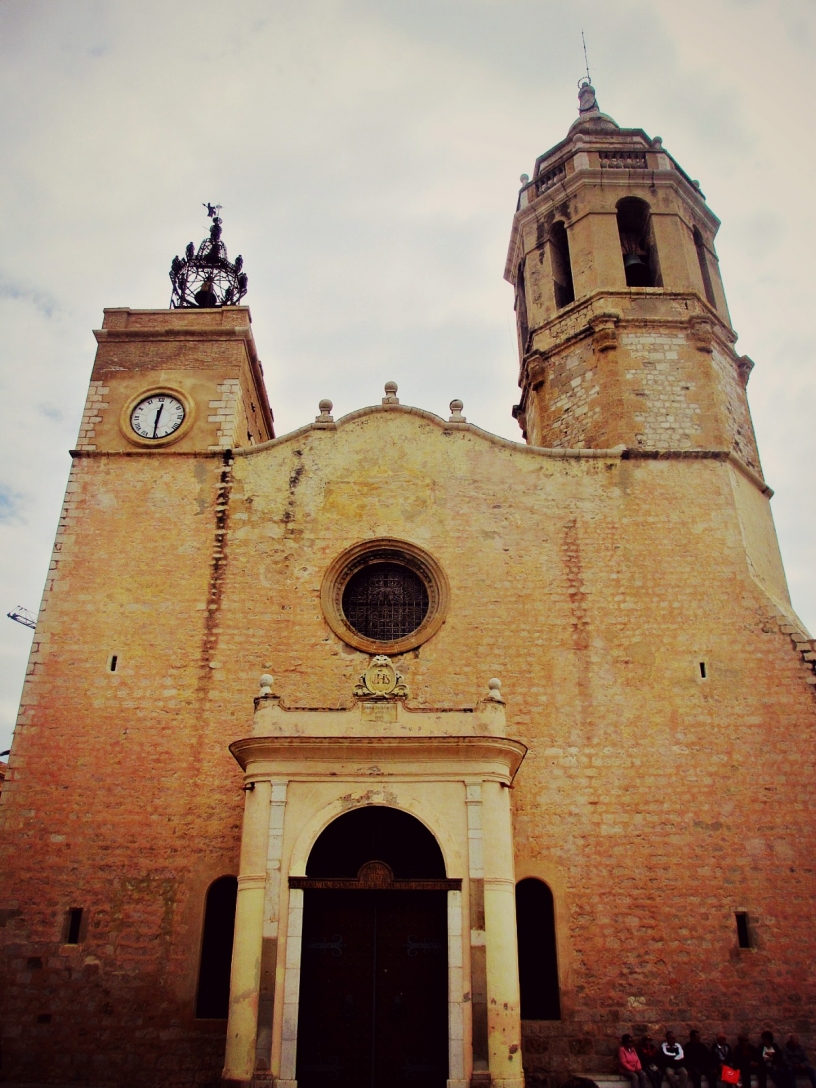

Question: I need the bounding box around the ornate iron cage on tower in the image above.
[169,204,248,309]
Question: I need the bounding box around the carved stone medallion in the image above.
[353,655,409,699]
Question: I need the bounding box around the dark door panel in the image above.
[296,890,448,1088]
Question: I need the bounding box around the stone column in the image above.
[466,781,489,1087]
[448,888,467,1088]
[222,778,272,1087]
[255,781,288,1078]
[278,886,305,1088]
[481,779,523,1088]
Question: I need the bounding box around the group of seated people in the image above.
[618,1030,816,1088]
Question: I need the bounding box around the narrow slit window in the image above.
[694,227,717,307]
[515,878,561,1019]
[617,197,662,287]
[109,655,118,673]
[699,662,707,679]
[65,908,83,945]
[736,912,752,948]
[550,221,575,309]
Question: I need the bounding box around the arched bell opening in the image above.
[617,196,662,288]
[693,225,717,307]
[550,221,575,309]
[515,259,530,352]
[295,806,451,1088]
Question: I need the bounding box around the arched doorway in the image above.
[294,807,454,1088]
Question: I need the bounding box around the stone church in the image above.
[1,84,814,1088]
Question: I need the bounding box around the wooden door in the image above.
[296,889,448,1088]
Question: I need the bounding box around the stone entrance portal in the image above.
[223,670,527,1088]
[295,808,453,1088]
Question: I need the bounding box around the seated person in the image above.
[620,1034,649,1088]
[760,1032,795,1088]
[660,1031,690,1088]
[785,1036,816,1088]
[735,1034,760,1088]
[639,1034,664,1088]
[686,1030,718,1088]
[711,1033,736,1088]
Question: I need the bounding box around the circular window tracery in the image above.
[321,539,449,654]
[342,562,429,642]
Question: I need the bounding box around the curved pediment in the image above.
[233,397,624,464]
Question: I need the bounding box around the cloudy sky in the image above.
[1,0,814,753]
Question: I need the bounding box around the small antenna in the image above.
[581,29,592,84]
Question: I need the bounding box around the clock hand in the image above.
[152,403,164,438]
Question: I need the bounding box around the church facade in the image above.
[1,86,814,1088]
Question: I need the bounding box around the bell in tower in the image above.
[507,82,759,478]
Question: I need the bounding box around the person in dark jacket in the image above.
[686,1030,718,1088]
[639,1034,664,1088]
[711,1033,735,1088]
[785,1036,816,1088]
[735,1035,760,1088]
[760,1032,795,1088]
[660,1032,690,1088]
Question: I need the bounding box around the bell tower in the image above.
[507,82,759,476]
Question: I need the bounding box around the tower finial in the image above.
[577,79,599,116]
[576,29,600,117]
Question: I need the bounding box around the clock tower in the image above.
[78,304,273,456]
[77,210,273,457]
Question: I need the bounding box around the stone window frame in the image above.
[320,538,450,655]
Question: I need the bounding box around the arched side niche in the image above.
[617,197,662,288]
[195,875,238,1019]
[550,221,575,309]
[306,805,447,879]
[515,877,561,1020]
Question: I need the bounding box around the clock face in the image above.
[130,394,185,440]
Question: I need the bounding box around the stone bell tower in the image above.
[506,82,759,474]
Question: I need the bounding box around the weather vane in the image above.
[581,29,592,85]
[169,204,247,309]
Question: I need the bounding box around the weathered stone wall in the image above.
[2,401,812,1088]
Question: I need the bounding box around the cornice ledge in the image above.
[620,448,772,496]
[94,325,253,344]
[527,291,737,357]
[727,451,773,497]
[69,448,224,459]
[230,734,528,782]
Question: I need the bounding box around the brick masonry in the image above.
[0,389,814,1086]
[1,97,814,1088]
